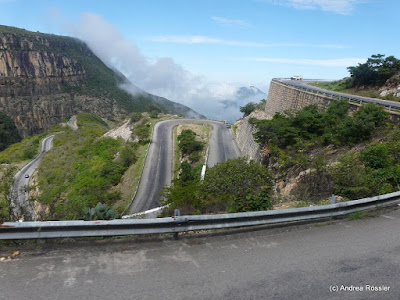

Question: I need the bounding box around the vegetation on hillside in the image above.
[250,100,399,203]
[36,114,139,220]
[163,157,273,215]
[312,54,400,101]
[0,112,21,152]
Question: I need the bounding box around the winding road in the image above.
[11,134,55,220]
[10,116,77,220]
[128,119,241,214]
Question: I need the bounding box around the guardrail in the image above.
[1,191,399,240]
[273,78,400,112]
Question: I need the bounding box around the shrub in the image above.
[133,124,151,143]
[178,129,204,155]
[83,202,119,220]
[240,102,257,117]
[130,112,142,123]
[330,154,372,199]
[163,158,273,215]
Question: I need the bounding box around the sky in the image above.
[0,0,399,119]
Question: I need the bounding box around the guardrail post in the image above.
[330,194,337,204]
[173,209,180,240]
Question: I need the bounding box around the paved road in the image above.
[11,134,55,220]
[128,119,241,214]
[1,207,400,299]
[10,116,77,220]
[279,79,400,110]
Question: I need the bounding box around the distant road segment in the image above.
[11,134,55,220]
[10,116,77,220]
[128,119,241,214]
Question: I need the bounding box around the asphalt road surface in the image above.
[10,116,77,220]
[1,207,400,299]
[128,119,241,214]
[11,134,55,220]
[280,79,400,110]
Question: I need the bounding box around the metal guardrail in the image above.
[273,78,400,112]
[1,191,400,240]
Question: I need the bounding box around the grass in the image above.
[348,211,367,220]
[173,126,180,179]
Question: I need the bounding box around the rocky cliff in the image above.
[0,25,202,137]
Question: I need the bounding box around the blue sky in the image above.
[0,0,399,118]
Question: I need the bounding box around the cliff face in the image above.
[0,25,202,137]
[0,28,124,136]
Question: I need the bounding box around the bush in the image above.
[178,129,204,155]
[133,124,151,143]
[130,112,142,123]
[83,202,119,220]
[240,102,257,117]
[163,158,274,215]
[330,154,372,199]
[253,100,388,150]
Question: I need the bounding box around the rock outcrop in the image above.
[380,73,400,98]
[0,25,202,137]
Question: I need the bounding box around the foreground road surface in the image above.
[1,207,399,299]
[128,119,241,213]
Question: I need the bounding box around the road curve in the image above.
[10,116,77,220]
[128,119,241,214]
[279,79,400,110]
[11,134,55,220]
[2,208,400,299]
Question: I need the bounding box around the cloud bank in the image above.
[63,13,242,118]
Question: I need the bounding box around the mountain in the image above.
[0,25,203,137]
[206,86,267,123]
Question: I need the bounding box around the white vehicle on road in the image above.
[291,75,303,80]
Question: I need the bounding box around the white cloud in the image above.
[149,35,347,48]
[59,13,245,120]
[243,57,367,66]
[211,16,250,27]
[261,0,361,14]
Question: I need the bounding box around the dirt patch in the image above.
[103,119,132,141]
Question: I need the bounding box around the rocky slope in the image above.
[379,72,400,98]
[0,25,202,137]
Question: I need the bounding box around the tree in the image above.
[240,102,257,117]
[133,124,151,143]
[347,54,400,87]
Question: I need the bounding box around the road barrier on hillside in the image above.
[274,78,400,112]
[1,191,400,240]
